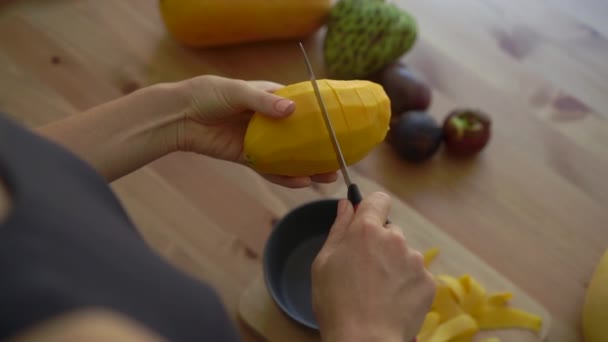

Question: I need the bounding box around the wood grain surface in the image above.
[239,169,552,341]
[1,1,606,341]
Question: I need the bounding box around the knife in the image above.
[297,42,363,211]
[297,42,395,226]
[298,43,410,337]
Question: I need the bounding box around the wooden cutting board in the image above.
[238,169,551,341]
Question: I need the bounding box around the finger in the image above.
[323,199,355,249]
[311,172,339,183]
[385,223,404,235]
[262,174,312,188]
[353,191,392,227]
[384,223,408,250]
[408,249,426,272]
[384,223,405,245]
[247,80,285,93]
[227,80,295,118]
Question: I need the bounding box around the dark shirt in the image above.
[0,113,239,342]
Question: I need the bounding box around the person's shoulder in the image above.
[0,112,26,130]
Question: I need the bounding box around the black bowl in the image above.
[262,198,339,330]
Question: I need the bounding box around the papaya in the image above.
[158,0,332,48]
[582,248,608,342]
[243,79,391,177]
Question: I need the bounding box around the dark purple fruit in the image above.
[442,109,491,156]
[389,111,443,163]
[368,61,432,114]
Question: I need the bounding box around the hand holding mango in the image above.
[243,79,391,177]
[170,75,340,188]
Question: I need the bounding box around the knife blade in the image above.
[297,42,364,210]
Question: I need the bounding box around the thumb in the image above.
[228,81,296,118]
[323,199,355,249]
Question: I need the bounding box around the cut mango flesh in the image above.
[473,306,542,332]
[436,274,466,303]
[417,247,543,341]
[459,275,486,314]
[583,249,608,342]
[243,79,390,176]
[424,247,440,267]
[431,284,465,322]
[486,292,513,306]
[426,314,478,342]
[418,312,440,340]
[449,332,476,342]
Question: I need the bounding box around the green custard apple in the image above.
[324,0,418,80]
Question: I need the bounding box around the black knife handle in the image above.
[347,183,391,225]
[347,183,363,210]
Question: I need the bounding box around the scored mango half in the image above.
[243,79,391,177]
[418,247,543,342]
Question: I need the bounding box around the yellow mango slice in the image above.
[415,248,542,340]
[459,275,486,315]
[432,284,465,322]
[415,248,542,341]
[479,338,500,342]
[449,332,475,342]
[583,248,608,342]
[417,311,441,342]
[473,305,543,332]
[436,275,466,303]
[427,314,479,342]
[424,247,440,267]
[435,274,486,315]
[486,292,513,306]
[243,79,390,176]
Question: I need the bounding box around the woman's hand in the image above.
[36,74,338,186]
[178,75,338,188]
[311,193,436,342]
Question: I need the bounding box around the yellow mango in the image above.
[424,247,440,267]
[449,332,476,342]
[582,248,608,342]
[417,248,543,340]
[486,292,513,306]
[436,275,466,303]
[459,275,486,315]
[417,311,441,342]
[432,284,465,322]
[427,314,479,342]
[473,306,542,332]
[243,79,390,176]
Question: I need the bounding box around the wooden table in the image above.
[1,1,606,341]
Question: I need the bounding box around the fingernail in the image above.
[275,99,294,113]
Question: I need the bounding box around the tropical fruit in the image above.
[159,0,332,47]
[243,79,391,176]
[442,109,492,156]
[389,111,443,163]
[368,61,432,115]
[419,248,544,341]
[582,248,608,342]
[324,0,418,80]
